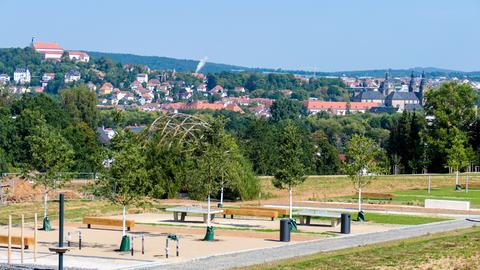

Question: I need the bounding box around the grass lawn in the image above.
[260,173,479,202]
[354,212,450,225]
[299,212,449,225]
[331,186,480,207]
[392,187,480,207]
[243,226,480,270]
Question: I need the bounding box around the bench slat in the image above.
[83,217,135,229]
[240,206,289,216]
[224,208,278,219]
[0,235,35,248]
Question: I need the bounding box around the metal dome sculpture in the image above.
[142,112,211,149]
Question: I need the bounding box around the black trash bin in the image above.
[280,219,290,242]
[341,213,351,234]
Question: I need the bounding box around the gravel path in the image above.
[122,219,478,270]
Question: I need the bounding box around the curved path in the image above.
[120,219,478,270]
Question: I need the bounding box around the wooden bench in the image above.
[460,183,480,189]
[83,217,135,231]
[356,192,395,200]
[240,206,289,216]
[0,235,35,249]
[223,208,278,221]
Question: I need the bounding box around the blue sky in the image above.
[0,0,478,71]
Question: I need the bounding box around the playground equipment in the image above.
[2,213,38,265]
[165,234,179,258]
[67,230,82,250]
[129,234,145,256]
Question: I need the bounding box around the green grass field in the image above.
[244,227,480,270]
[393,187,480,207]
[260,173,480,202]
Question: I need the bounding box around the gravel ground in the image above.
[123,219,478,270]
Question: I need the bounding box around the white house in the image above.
[136,73,148,83]
[68,51,90,62]
[0,74,10,84]
[13,68,31,84]
[64,70,81,83]
[33,42,64,60]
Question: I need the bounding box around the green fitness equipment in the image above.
[119,235,130,252]
[43,216,51,231]
[357,210,366,222]
[203,226,215,241]
[289,218,298,232]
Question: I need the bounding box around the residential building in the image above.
[385,92,420,112]
[304,101,380,115]
[42,73,55,82]
[33,42,64,60]
[136,73,148,83]
[64,70,81,83]
[13,68,31,84]
[196,83,207,92]
[354,90,386,104]
[0,74,10,84]
[68,51,90,62]
[209,85,227,97]
[99,82,114,95]
[96,126,115,144]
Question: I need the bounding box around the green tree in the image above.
[95,130,148,249]
[27,123,73,229]
[64,122,103,173]
[446,128,471,188]
[272,120,307,219]
[270,98,306,123]
[425,82,477,171]
[344,134,387,219]
[60,85,99,128]
[311,130,341,175]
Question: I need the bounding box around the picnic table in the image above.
[166,206,224,223]
[295,210,342,227]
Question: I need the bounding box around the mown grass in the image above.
[243,226,480,270]
[259,173,475,202]
[296,212,449,225]
[393,187,480,207]
[334,186,480,207]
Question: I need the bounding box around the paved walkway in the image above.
[121,219,479,270]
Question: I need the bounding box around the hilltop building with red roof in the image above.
[68,51,90,62]
[32,42,64,60]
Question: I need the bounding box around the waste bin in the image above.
[341,213,350,234]
[280,219,290,242]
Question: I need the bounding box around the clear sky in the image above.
[0,0,478,71]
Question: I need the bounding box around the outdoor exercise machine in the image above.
[67,230,82,250]
[165,234,179,258]
[129,234,145,256]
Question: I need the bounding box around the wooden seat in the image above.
[0,235,35,249]
[83,217,135,230]
[223,208,278,221]
[240,206,289,216]
[356,192,394,200]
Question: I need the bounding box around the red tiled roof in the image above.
[100,82,113,90]
[304,101,380,110]
[188,101,224,110]
[33,42,62,50]
[68,51,88,57]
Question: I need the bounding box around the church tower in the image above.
[379,72,391,95]
[417,71,426,105]
[408,71,415,92]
